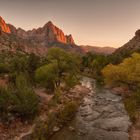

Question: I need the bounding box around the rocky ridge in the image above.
[115,29,140,54]
[9,21,75,46]
[0,16,79,54]
[81,45,116,55]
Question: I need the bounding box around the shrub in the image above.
[32,112,58,140]
[13,73,39,119]
[0,86,15,121]
[58,101,78,124]
[48,90,62,108]
[64,75,79,89]
[0,63,10,73]
[124,91,140,122]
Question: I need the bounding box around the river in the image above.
[49,77,132,140]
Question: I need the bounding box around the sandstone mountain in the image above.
[115,29,140,55]
[0,17,82,55]
[0,16,116,55]
[81,45,116,55]
[8,21,75,46]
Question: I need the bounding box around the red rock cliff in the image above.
[9,20,75,45]
[0,16,11,33]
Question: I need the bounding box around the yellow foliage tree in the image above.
[102,53,140,89]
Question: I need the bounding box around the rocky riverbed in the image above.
[50,77,132,140]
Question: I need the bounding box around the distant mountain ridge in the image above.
[8,21,75,46]
[80,45,116,55]
[0,16,82,54]
[0,16,115,55]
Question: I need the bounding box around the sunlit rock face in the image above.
[66,34,75,44]
[0,16,82,54]
[42,21,67,44]
[0,16,11,33]
[9,20,75,46]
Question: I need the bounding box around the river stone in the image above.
[53,126,60,132]
[92,116,131,132]
[87,128,129,140]
[69,126,75,131]
[80,106,93,117]
[83,111,100,121]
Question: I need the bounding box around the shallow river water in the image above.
[49,77,131,140]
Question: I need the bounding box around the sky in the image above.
[0,0,140,48]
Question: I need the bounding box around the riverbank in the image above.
[49,77,132,140]
[0,77,133,140]
[12,84,89,140]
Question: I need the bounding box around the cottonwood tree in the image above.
[102,53,140,90]
[35,48,80,92]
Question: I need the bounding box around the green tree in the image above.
[28,53,40,82]
[11,55,29,73]
[35,48,80,92]
[35,63,59,92]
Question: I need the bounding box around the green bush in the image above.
[48,90,62,108]
[32,112,58,140]
[13,73,39,119]
[0,74,39,121]
[64,75,79,89]
[0,86,15,121]
[0,63,10,73]
[124,91,140,122]
[58,101,78,124]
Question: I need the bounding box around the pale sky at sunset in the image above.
[0,0,140,48]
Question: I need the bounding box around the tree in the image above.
[91,55,109,74]
[35,63,59,92]
[102,53,140,90]
[27,53,40,82]
[11,55,29,73]
[35,48,80,92]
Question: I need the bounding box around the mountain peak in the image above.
[6,17,75,46]
[41,21,75,45]
[43,21,54,28]
[135,29,140,37]
[0,16,11,33]
[47,21,53,25]
[66,34,75,44]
